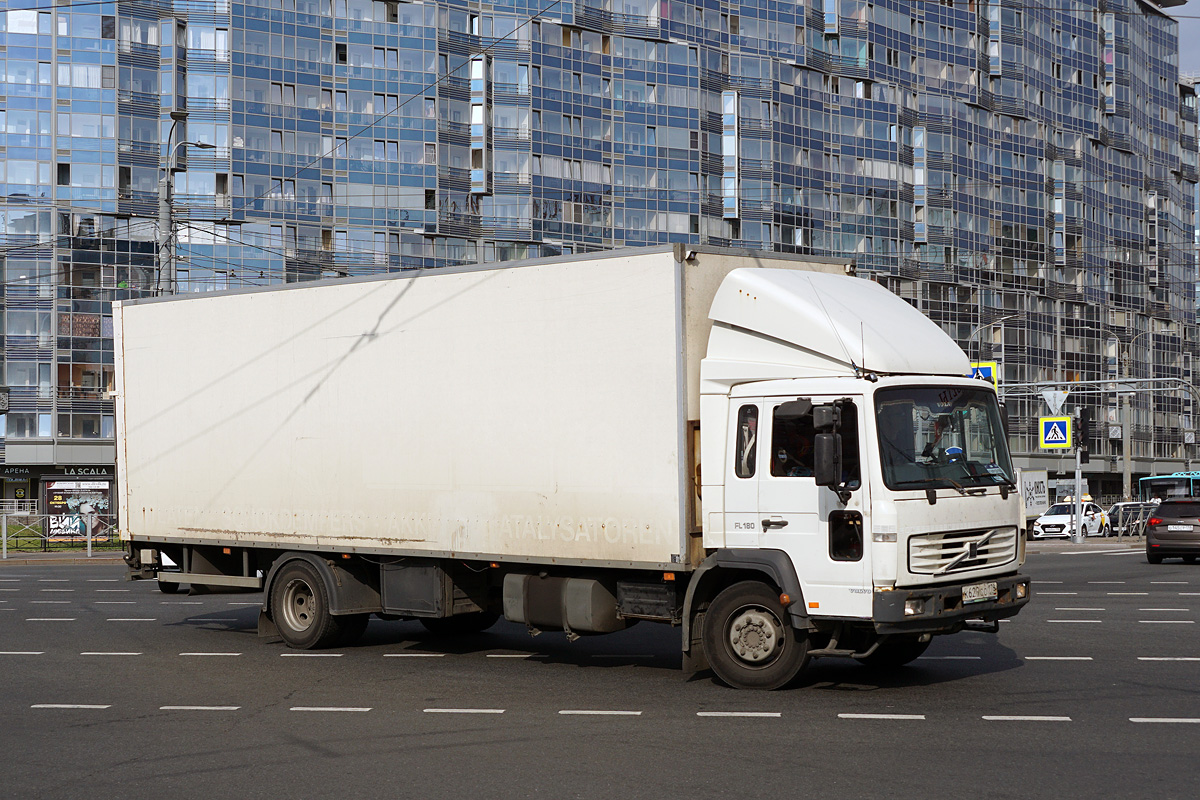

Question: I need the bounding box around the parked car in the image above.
[1107,501,1158,537]
[1145,500,1200,564]
[1032,502,1109,539]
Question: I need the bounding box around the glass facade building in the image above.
[0,0,1196,504]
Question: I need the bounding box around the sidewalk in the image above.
[1026,536,1145,555]
[0,549,127,566]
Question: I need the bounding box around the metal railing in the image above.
[1,514,121,558]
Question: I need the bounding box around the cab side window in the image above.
[771,406,815,477]
[734,405,758,478]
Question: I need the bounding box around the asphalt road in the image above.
[2,547,1197,800]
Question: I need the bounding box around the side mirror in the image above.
[814,433,842,488]
[814,405,840,433]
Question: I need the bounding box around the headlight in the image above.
[904,598,926,616]
[1016,582,1028,599]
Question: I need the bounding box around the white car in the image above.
[1032,502,1109,539]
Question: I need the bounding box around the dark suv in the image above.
[1145,500,1200,564]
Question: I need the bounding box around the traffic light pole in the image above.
[1073,446,1084,543]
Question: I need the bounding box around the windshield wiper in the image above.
[896,477,967,495]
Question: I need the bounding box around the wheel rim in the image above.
[281,577,316,633]
[725,604,784,666]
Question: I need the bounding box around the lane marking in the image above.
[280,653,343,657]
[1054,607,1105,611]
[983,715,1071,721]
[1138,657,1200,661]
[95,590,130,593]
[1140,608,1190,612]
[40,589,74,593]
[228,602,260,606]
[87,579,120,583]
[0,651,44,655]
[31,704,110,709]
[1038,581,1064,584]
[37,579,69,583]
[80,652,141,656]
[1107,592,1149,596]
[0,579,21,582]
[697,711,782,718]
[1089,581,1125,585]
[1140,620,1195,624]
[1152,581,1189,585]
[1130,718,1200,724]
[1024,656,1093,661]
[1047,620,1102,623]
[26,618,75,622]
[160,601,203,605]
[161,706,241,711]
[188,618,238,622]
[838,713,925,720]
[107,618,157,622]
[30,601,70,604]
[559,710,643,716]
[0,588,19,592]
[290,707,371,712]
[486,654,533,659]
[384,653,445,658]
[1039,592,1078,596]
[94,601,136,605]
[1179,593,1200,596]
[917,656,981,660]
[423,708,505,714]
[180,652,242,657]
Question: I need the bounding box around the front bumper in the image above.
[873,573,1030,634]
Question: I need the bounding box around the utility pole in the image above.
[158,171,174,294]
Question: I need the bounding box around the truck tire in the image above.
[271,560,343,649]
[335,613,371,646]
[701,580,809,690]
[419,611,500,636]
[855,635,930,669]
[157,578,182,594]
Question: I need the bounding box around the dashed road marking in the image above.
[1047,620,1102,623]
[26,618,75,622]
[983,715,1071,722]
[161,601,203,605]
[1024,656,1093,661]
[838,713,925,720]
[1038,581,1064,584]
[1130,718,1200,724]
[87,579,120,583]
[291,706,371,712]
[188,618,239,622]
[107,618,156,622]
[917,656,981,660]
[40,589,74,593]
[228,602,260,606]
[1138,657,1200,661]
[423,708,505,714]
[1039,592,1078,596]
[384,653,445,658]
[37,579,69,583]
[1054,607,1105,611]
[487,654,534,658]
[0,651,44,655]
[1108,592,1149,596]
[161,706,241,711]
[1089,581,1125,585]
[1140,608,1190,612]
[81,652,141,656]
[31,704,110,709]
[281,653,343,657]
[1152,581,1189,585]
[559,710,642,716]
[180,652,242,657]
[95,590,130,593]
[697,712,782,718]
[30,601,70,604]
[94,601,136,605]
[1180,593,1200,596]
[1140,620,1194,624]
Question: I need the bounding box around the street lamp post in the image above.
[964,313,1022,363]
[157,126,216,295]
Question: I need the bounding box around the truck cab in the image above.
[692,267,1029,688]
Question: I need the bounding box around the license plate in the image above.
[963,581,998,605]
[1168,525,1193,532]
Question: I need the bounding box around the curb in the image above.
[0,553,126,567]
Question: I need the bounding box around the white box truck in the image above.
[116,245,1029,689]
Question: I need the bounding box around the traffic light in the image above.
[1078,407,1092,463]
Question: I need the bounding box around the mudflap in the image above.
[257,610,282,643]
[681,610,710,676]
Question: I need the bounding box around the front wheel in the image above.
[701,581,808,690]
[1099,525,1111,538]
[855,634,931,668]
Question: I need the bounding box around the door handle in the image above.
[761,517,789,530]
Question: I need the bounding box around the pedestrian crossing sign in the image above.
[969,361,998,388]
[1039,416,1072,449]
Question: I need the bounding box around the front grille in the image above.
[908,527,1018,575]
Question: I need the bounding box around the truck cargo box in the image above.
[116,246,851,570]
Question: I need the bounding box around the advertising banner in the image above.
[45,480,112,542]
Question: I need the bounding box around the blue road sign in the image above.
[1039,416,1072,449]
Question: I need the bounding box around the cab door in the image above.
[755,397,871,618]
[724,400,764,548]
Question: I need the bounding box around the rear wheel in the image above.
[855,634,931,669]
[1147,551,1164,564]
[271,560,343,649]
[335,613,371,646]
[419,611,500,636]
[701,581,808,690]
[157,577,182,594]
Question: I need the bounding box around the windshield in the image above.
[875,385,1014,492]
[1140,477,1193,501]
[1044,504,1074,516]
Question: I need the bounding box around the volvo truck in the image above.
[116,245,1029,689]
